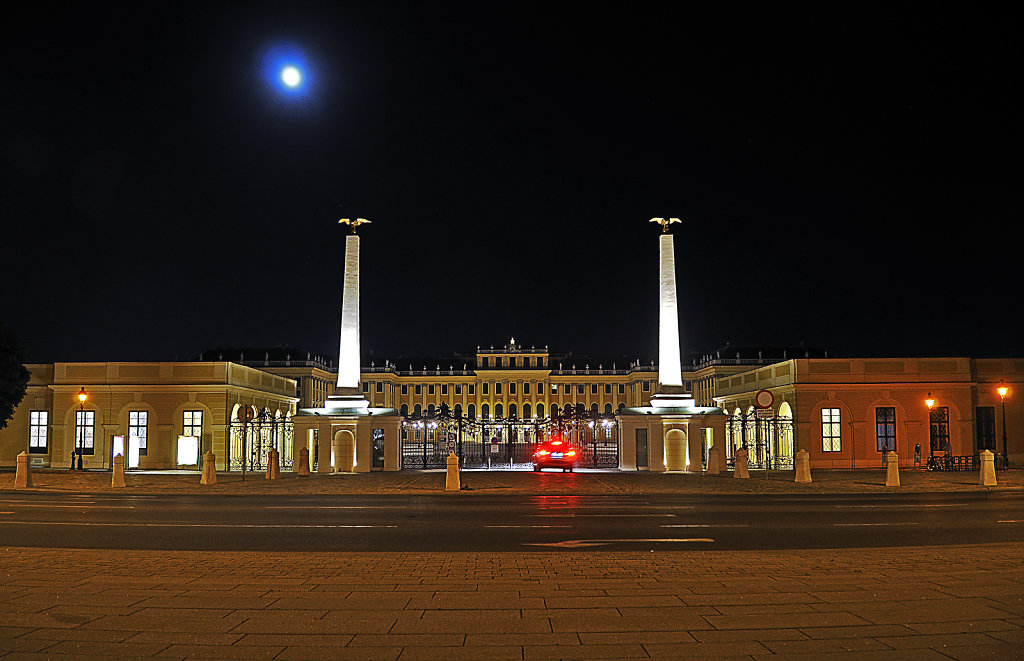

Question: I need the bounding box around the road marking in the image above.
[0,504,134,509]
[524,538,714,548]
[835,507,962,513]
[833,522,919,527]
[2,522,398,529]
[266,506,392,510]
[486,525,571,528]
[532,513,677,518]
[998,520,1024,523]
[661,524,750,528]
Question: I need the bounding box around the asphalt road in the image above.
[1,492,1022,552]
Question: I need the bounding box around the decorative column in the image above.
[649,218,694,409]
[326,218,371,410]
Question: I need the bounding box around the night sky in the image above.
[2,4,1019,365]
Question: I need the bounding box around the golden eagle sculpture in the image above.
[649,217,682,232]
[338,218,372,234]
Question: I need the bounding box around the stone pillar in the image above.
[734,447,749,478]
[337,233,361,393]
[658,233,682,390]
[794,448,812,483]
[445,452,460,491]
[980,449,997,486]
[266,448,280,480]
[14,451,32,488]
[886,451,900,487]
[706,441,721,475]
[296,447,310,476]
[111,453,126,488]
[200,451,217,485]
[686,429,702,473]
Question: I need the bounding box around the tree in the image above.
[0,321,31,431]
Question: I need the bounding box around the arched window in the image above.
[591,403,599,415]
[509,404,517,419]
[427,404,436,416]
[414,404,421,415]
[604,403,613,414]
[523,403,532,419]
[495,403,503,418]
[400,404,409,416]
[454,404,463,417]
[617,402,625,412]
[468,404,476,419]
[536,403,544,418]
[481,403,489,418]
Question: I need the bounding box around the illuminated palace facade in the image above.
[1,345,1021,472]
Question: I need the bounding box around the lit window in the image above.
[129,411,149,456]
[75,410,95,455]
[930,407,950,453]
[29,411,48,454]
[821,408,841,452]
[183,410,203,438]
[875,407,896,452]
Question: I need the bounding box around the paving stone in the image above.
[348,633,463,646]
[765,637,890,653]
[155,643,285,658]
[275,646,401,660]
[400,645,523,660]
[524,643,650,659]
[644,640,772,657]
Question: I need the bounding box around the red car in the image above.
[532,439,579,472]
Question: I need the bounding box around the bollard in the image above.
[734,447,749,479]
[200,451,217,485]
[885,451,900,487]
[445,452,460,491]
[979,449,997,487]
[296,447,310,476]
[266,448,281,480]
[706,441,721,475]
[111,453,126,488]
[14,451,32,488]
[794,449,812,483]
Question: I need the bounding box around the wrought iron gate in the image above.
[228,409,294,472]
[725,413,794,470]
[400,405,619,470]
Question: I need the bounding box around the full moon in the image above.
[281,66,301,87]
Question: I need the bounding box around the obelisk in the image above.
[649,217,694,409]
[325,218,371,410]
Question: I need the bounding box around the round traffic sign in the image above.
[755,389,774,409]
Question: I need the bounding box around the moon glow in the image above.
[281,66,301,87]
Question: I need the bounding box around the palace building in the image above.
[2,222,1019,473]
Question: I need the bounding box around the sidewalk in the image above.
[4,467,1023,496]
[1,544,1021,659]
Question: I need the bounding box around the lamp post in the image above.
[998,384,1009,468]
[76,387,88,470]
[925,393,935,461]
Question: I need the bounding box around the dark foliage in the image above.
[0,321,31,431]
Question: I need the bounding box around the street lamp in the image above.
[76,387,88,470]
[998,383,1010,468]
[925,393,935,462]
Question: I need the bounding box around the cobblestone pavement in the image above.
[3,467,1023,496]
[1,544,1022,659]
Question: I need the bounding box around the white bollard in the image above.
[445,452,460,491]
[111,453,126,488]
[296,447,310,476]
[200,451,217,485]
[14,451,32,488]
[885,451,900,487]
[266,448,281,480]
[979,449,997,487]
[794,449,812,483]
[734,447,749,479]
